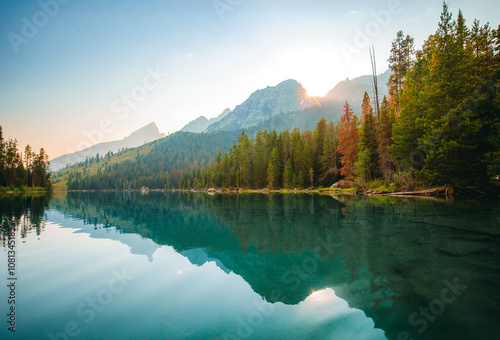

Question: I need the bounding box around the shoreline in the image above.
[175,187,450,197]
[43,186,497,198]
[1,190,52,194]
[166,186,497,198]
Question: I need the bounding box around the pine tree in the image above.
[390,46,428,170]
[222,153,230,187]
[378,96,395,181]
[283,158,294,188]
[387,30,415,115]
[211,151,223,187]
[290,128,302,185]
[308,167,314,188]
[24,145,33,187]
[280,130,291,168]
[0,126,5,187]
[253,129,269,188]
[297,169,304,188]
[357,92,381,182]
[301,133,313,187]
[267,147,280,189]
[313,118,327,183]
[336,101,359,184]
[320,127,338,186]
[4,139,25,188]
[236,130,253,188]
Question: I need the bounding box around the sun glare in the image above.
[306,288,337,304]
[303,85,324,98]
[298,87,321,107]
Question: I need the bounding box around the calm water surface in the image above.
[0,192,499,339]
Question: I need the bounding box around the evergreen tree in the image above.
[280,130,292,168]
[390,45,428,170]
[319,125,338,186]
[24,145,33,187]
[308,167,314,188]
[267,147,280,189]
[336,102,359,184]
[283,158,294,188]
[377,96,395,181]
[357,92,381,182]
[211,151,223,187]
[0,127,5,187]
[301,133,313,187]
[4,139,25,188]
[290,128,302,185]
[313,118,327,183]
[387,30,415,115]
[236,130,252,188]
[222,153,231,187]
[253,130,269,188]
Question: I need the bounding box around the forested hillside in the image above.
[50,122,162,171]
[55,130,242,190]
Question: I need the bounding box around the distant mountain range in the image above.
[180,108,231,133]
[181,70,390,134]
[50,122,163,171]
[206,79,314,132]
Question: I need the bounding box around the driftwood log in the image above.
[384,187,449,196]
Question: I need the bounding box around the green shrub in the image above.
[368,179,388,191]
[392,170,415,191]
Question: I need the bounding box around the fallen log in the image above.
[384,187,449,196]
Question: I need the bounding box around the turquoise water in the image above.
[1,192,499,339]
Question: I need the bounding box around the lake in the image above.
[1,192,499,339]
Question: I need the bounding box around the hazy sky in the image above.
[1,0,498,159]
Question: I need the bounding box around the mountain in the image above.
[180,117,210,133]
[189,71,391,135]
[181,108,231,133]
[206,79,314,132]
[226,70,392,134]
[50,122,162,171]
[320,69,391,116]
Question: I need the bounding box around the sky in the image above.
[0,0,498,159]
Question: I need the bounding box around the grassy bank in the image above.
[0,186,51,194]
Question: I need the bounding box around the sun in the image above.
[298,87,321,107]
